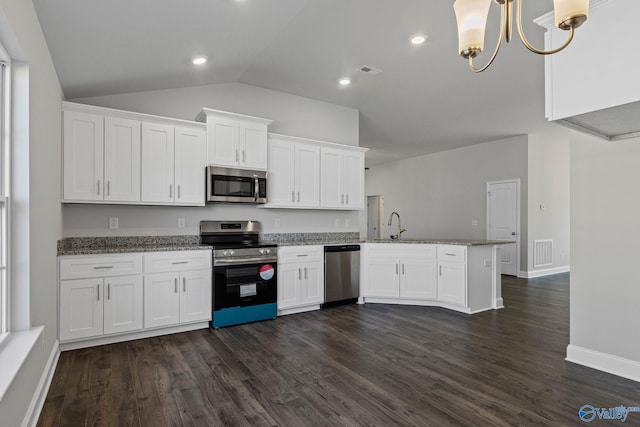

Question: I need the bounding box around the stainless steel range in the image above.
[200,220,277,328]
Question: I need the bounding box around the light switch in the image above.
[109,217,119,229]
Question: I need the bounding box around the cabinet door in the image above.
[364,257,400,297]
[103,275,143,335]
[144,273,180,328]
[174,126,206,205]
[278,264,301,310]
[239,122,268,170]
[301,262,324,305]
[343,150,364,209]
[141,122,175,203]
[296,143,320,207]
[207,117,239,167]
[104,117,141,202]
[438,261,467,306]
[60,278,103,341]
[400,258,438,300]
[267,138,296,206]
[63,110,104,201]
[320,147,344,208]
[179,270,212,323]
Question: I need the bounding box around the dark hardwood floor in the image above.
[38,273,640,426]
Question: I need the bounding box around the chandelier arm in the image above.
[469,1,507,73]
[516,0,575,55]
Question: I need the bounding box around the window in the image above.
[0,53,9,339]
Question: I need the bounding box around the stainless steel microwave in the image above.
[206,166,268,204]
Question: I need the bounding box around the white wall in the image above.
[63,82,361,237]
[364,135,530,269]
[527,126,571,275]
[568,130,640,379]
[0,0,63,425]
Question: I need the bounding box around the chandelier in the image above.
[453,0,590,72]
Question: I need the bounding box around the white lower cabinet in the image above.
[59,254,144,341]
[277,246,324,314]
[143,269,211,328]
[363,244,437,299]
[59,250,211,346]
[362,243,499,314]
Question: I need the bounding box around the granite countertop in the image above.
[364,238,515,246]
[58,236,212,256]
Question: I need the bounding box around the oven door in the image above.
[213,261,277,310]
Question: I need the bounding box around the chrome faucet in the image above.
[387,211,406,240]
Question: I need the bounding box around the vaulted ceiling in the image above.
[33,0,557,165]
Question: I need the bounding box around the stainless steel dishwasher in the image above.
[323,244,360,307]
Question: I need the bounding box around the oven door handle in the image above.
[214,257,277,266]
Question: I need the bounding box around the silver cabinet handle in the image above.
[304,267,308,279]
[171,261,189,265]
[183,277,186,292]
[445,253,456,256]
[236,149,239,162]
[242,150,246,163]
[97,180,101,196]
[174,278,178,293]
[439,265,442,276]
[297,192,300,202]
[93,265,114,270]
[107,283,111,300]
[291,191,295,202]
[296,254,308,257]
[177,185,181,199]
[346,194,349,205]
[298,268,302,281]
[169,184,173,198]
[341,194,344,204]
[396,263,399,274]
[97,284,100,301]
[107,181,110,196]
[402,264,405,275]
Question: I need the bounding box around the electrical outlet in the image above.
[109,217,119,229]
[334,218,341,228]
[178,218,186,228]
[472,219,478,226]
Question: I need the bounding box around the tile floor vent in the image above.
[358,65,383,76]
[534,239,553,267]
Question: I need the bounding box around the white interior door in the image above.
[487,180,519,276]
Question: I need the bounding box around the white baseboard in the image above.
[23,339,60,427]
[566,344,640,383]
[519,265,570,278]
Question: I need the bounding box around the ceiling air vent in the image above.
[358,65,383,76]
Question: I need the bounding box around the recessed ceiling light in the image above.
[192,56,207,65]
[339,78,351,86]
[410,34,427,45]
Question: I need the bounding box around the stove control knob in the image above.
[265,248,271,254]
[222,250,229,257]
[259,249,265,255]
[229,250,235,256]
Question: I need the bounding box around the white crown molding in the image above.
[534,0,614,29]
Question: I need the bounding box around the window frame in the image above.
[0,55,10,341]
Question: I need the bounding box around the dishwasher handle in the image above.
[324,244,361,253]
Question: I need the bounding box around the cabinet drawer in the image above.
[366,243,436,259]
[278,245,324,263]
[144,250,212,273]
[437,245,467,262]
[60,255,143,280]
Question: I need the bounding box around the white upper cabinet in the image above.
[104,117,141,202]
[62,102,206,206]
[267,134,320,208]
[141,122,175,203]
[196,108,273,170]
[63,110,105,201]
[320,146,365,210]
[174,126,206,205]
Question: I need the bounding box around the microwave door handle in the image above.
[254,177,259,202]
